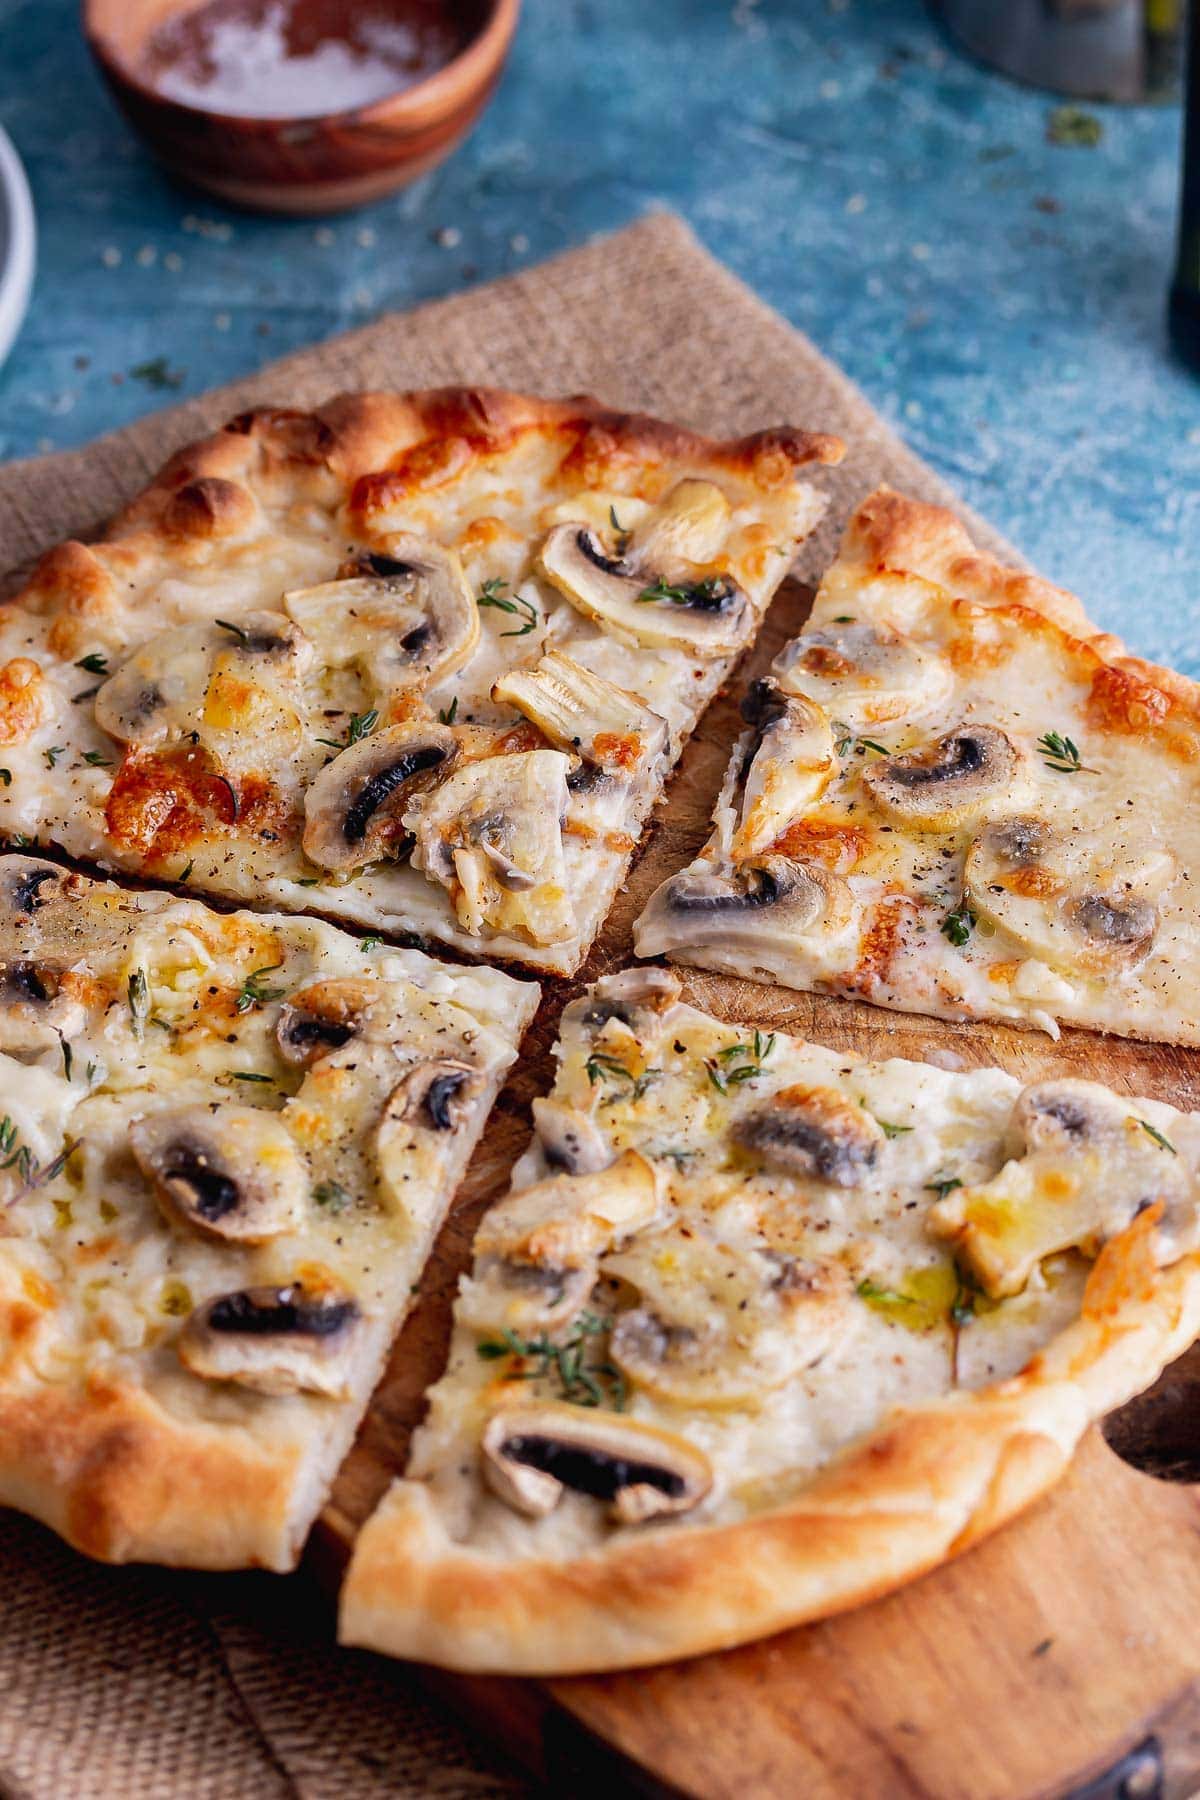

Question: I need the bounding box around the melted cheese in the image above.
[396,985,1199,1565]
[0,433,825,975]
[636,526,1200,1042]
[0,862,536,1445]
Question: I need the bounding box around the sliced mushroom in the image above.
[302,720,458,872]
[560,965,683,1045]
[733,1084,884,1187]
[530,1097,613,1176]
[774,623,952,730]
[0,961,86,1052]
[178,1282,363,1396]
[539,480,750,654]
[482,1402,712,1523]
[492,651,669,779]
[862,725,1029,832]
[607,1228,853,1408]
[94,612,310,752]
[130,1104,307,1243]
[725,679,837,860]
[965,817,1176,975]
[283,537,479,699]
[928,1078,1197,1298]
[459,1150,661,1337]
[408,748,575,945]
[375,1058,485,1214]
[276,978,379,1066]
[0,859,130,1042]
[635,855,853,966]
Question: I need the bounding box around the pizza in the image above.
[636,488,1200,1043]
[0,855,536,1569]
[0,388,840,975]
[338,968,1200,1673]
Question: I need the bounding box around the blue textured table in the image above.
[1,0,1197,666]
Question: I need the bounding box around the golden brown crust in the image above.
[843,487,1200,734]
[0,1374,302,1570]
[340,1228,1200,1675]
[86,387,842,568]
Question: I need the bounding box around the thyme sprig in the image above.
[1037,730,1095,774]
[478,577,538,637]
[1137,1118,1177,1155]
[832,719,889,758]
[941,903,976,947]
[477,1311,625,1409]
[584,1052,661,1105]
[235,963,286,1014]
[636,575,728,607]
[317,709,379,752]
[705,1030,776,1094]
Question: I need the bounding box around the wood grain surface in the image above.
[320,574,1200,1800]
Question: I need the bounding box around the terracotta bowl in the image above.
[82,0,520,215]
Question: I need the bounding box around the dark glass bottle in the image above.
[1169,6,1200,371]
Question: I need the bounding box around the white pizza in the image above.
[0,388,839,974]
[0,856,536,1569]
[637,488,1200,1043]
[340,969,1200,1673]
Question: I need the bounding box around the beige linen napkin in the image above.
[0,213,1020,1799]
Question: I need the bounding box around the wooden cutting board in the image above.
[319,573,1200,1800]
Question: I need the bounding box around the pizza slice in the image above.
[0,855,537,1569]
[0,388,840,975]
[635,488,1200,1043]
[339,969,1200,1674]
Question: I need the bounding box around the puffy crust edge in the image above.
[338,1234,1200,1675]
[0,1371,307,1571]
[842,487,1200,728]
[12,387,843,587]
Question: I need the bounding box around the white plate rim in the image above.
[0,125,35,372]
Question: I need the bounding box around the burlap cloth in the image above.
[0,214,1023,1798]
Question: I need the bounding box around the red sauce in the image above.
[140,0,483,118]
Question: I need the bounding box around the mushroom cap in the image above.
[275,977,383,1067]
[94,612,310,755]
[530,1098,613,1177]
[481,1402,713,1523]
[606,1225,852,1408]
[302,719,458,872]
[862,725,1030,832]
[928,1077,1197,1297]
[774,623,952,730]
[408,748,576,945]
[462,1151,661,1339]
[964,816,1176,975]
[177,1281,364,1396]
[560,965,683,1045]
[283,536,479,699]
[538,480,750,655]
[375,1057,486,1211]
[733,1083,885,1187]
[635,855,853,962]
[727,680,837,860]
[130,1103,307,1244]
[492,650,669,776]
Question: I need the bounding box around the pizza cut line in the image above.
[0,387,841,975]
[339,968,1200,1675]
[0,856,537,1570]
[636,487,1200,1044]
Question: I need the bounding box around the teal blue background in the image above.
[1,0,1198,665]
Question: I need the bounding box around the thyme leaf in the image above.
[234,963,286,1014]
[1137,1118,1177,1155]
[941,903,976,947]
[477,578,538,637]
[1037,730,1095,774]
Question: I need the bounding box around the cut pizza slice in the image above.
[0,388,840,975]
[0,855,537,1569]
[339,970,1200,1674]
[636,487,1200,1043]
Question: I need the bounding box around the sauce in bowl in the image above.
[139,0,483,119]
